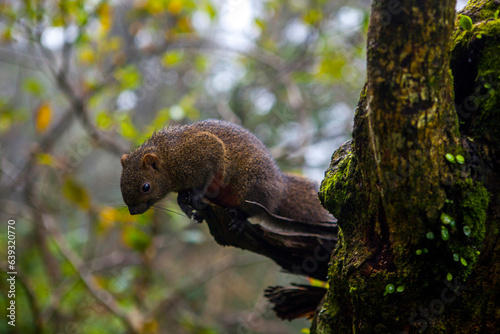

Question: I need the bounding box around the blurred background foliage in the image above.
[0,0,370,333]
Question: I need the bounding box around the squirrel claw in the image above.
[191,211,204,223]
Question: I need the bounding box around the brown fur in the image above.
[120,119,334,232]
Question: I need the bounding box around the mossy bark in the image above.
[313,0,499,333]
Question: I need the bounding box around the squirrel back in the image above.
[120,119,335,233]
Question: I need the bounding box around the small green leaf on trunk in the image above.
[441,226,450,241]
[459,15,473,31]
[440,212,453,224]
[445,153,456,163]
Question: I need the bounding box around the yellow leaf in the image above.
[36,153,54,166]
[79,47,95,64]
[167,0,182,15]
[303,9,323,25]
[100,206,117,221]
[97,3,113,34]
[98,206,118,230]
[176,16,192,33]
[62,177,91,210]
[35,102,51,133]
[2,27,12,42]
[307,277,329,288]
[161,50,184,67]
[116,209,137,223]
[318,56,346,80]
[108,36,123,51]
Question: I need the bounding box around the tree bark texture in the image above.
[314,0,499,333]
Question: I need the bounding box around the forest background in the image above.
[0,0,468,333]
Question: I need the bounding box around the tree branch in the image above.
[196,204,338,281]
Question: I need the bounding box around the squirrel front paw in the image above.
[177,190,205,223]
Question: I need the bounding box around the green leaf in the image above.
[119,116,138,140]
[62,177,91,210]
[23,77,45,97]
[385,284,395,294]
[194,55,208,72]
[440,212,453,225]
[455,155,465,164]
[123,226,151,253]
[149,107,171,131]
[441,226,450,241]
[459,15,473,31]
[96,111,113,130]
[318,57,346,80]
[445,153,456,163]
[396,286,405,293]
[36,153,55,166]
[205,3,216,19]
[114,65,141,90]
[426,231,435,240]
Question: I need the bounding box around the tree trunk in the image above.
[313,0,499,333]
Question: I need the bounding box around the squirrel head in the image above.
[120,151,170,215]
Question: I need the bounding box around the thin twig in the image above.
[40,213,146,333]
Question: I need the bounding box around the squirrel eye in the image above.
[142,183,151,193]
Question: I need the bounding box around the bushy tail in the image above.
[265,284,327,320]
[269,173,338,235]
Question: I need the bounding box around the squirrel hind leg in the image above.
[225,207,249,234]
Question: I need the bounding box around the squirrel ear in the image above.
[142,153,160,171]
[121,154,129,167]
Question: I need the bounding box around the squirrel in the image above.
[120,119,336,234]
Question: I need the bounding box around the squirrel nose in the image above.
[129,206,143,215]
[128,203,151,215]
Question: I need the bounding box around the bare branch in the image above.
[40,213,147,333]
